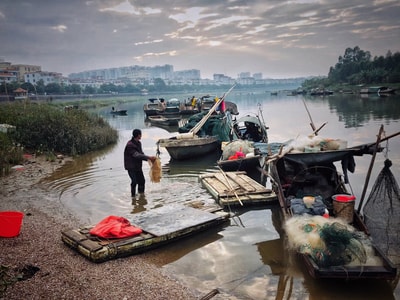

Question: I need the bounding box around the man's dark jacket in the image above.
[124,139,149,171]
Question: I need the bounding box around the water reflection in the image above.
[131,193,147,214]
[42,91,400,299]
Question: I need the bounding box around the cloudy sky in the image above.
[1,0,399,79]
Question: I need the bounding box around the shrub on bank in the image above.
[0,102,118,175]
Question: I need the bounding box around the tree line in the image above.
[303,46,400,89]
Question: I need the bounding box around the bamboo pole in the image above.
[217,167,243,206]
[357,124,384,213]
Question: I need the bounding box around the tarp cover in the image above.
[89,215,142,239]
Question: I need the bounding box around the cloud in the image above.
[51,25,68,33]
[0,0,399,78]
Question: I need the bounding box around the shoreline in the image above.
[0,155,197,299]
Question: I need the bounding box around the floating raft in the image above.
[61,203,229,263]
[199,171,277,207]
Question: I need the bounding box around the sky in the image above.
[1,0,399,79]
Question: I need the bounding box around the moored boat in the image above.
[217,108,269,173]
[148,115,181,126]
[158,135,221,160]
[143,98,165,117]
[157,85,237,161]
[360,86,396,95]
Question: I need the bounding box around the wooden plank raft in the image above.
[199,171,277,207]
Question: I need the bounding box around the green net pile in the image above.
[311,222,367,267]
[363,159,400,262]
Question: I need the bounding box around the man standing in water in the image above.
[124,129,156,197]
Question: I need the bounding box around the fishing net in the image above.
[363,159,400,261]
[149,157,162,183]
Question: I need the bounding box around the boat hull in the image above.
[217,155,262,172]
[158,136,221,160]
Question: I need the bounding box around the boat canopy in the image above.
[280,150,356,183]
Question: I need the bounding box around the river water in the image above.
[44,89,400,299]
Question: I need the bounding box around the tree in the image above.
[45,83,64,94]
[65,84,82,95]
[84,85,96,94]
[35,80,46,94]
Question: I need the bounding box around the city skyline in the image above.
[1,1,399,79]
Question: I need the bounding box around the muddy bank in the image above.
[0,155,196,299]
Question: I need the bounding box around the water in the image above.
[44,90,400,299]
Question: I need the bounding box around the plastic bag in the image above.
[89,215,142,239]
[149,157,162,183]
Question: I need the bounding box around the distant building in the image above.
[13,64,41,81]
[0,71,18,83]
[24,71,64,85]
[253,73,262,80]
[238,72,251,79]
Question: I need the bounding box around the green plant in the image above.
[0,265,21,297]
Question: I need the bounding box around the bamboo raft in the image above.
[62,203,230,263]
[199,171,277,207]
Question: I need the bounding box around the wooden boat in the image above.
[148,115,181,126]
[143,98,165,117]
[268,144,397,280]
[217,112,269,172]
[158,135,221,160]
[157,85,237,161]
[61,203,230,263]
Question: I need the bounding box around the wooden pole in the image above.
[302,98,316,132]
[189,83,236,135]
[357,124,384,213]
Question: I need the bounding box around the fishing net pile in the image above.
[149,157,162,183]
[285,215,382,267]
[363,159,400,262]
[178,112,232,141]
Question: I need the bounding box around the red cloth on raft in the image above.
[89,215,142,239]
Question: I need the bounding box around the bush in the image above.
[0,102,118,175]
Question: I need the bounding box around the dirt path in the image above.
[0,155,196,299]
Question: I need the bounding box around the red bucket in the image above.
[332,195,355,223]
[0,211,24,238]
[332,194,356,202]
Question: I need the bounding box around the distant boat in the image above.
[309,88,333,96]
[360,86,396,95]
[110,107,127,115]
